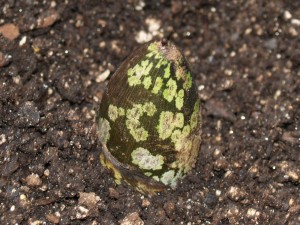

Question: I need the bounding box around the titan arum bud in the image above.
[96,40,201,195]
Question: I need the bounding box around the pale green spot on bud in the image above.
[160,170,175,186]
[126,104,148,142]
[175,89,184,110]
[98,118,111,144]
[128,76,142,86]
[157,111,185,140]
[175,97,184,110]
[174,113,184,128]
[164,63,171,79]
[163,78,177,102]
[190,100,200,130]
[152,77,163,94]
[126,119,139,130]
[133,127,148,142]
[142,61,153,76]
[143,102,157,117]
[131,147,164,170]
[157,111,175,140]
[108,104,125,122]
[141,59,149,67]
[145,172,152,177]
[128,68,134,76]
[183,72,193,90]
[127,60,153,86]
[175,69,182,80]
[182,125,191,136]
[152,176,159,182]
[147,43,163,60]
[148,42,159,52]
[126,118,148,142]
[154,52,163,60]
[155,58,168,69]
[125,102,157,142]
[171,130,183,151]
[175,67,193,91]
[118,107,125,116]
[126,104,143,119]
[146,51,155,58]
[177,89,184,97]
[143,76,152,89]
[173,136,184,151]
[171,129,182,144]
[171,125,191,151]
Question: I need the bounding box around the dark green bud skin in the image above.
[96,40,201,195]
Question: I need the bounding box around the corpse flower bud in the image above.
[96,40,201,195]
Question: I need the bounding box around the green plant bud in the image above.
[96,40,201,195]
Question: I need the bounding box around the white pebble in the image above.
[10,205,15,211]
[291,19,300,26]
[96,69,110,83]
[284,10,292,20]
[135,30,153,43]
[19,36,27,46]
[0,134,7,145]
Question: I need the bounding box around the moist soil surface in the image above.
[0,1,300,224]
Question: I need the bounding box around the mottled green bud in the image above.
[96,40,201,195]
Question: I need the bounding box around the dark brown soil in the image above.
[1,1,299,224]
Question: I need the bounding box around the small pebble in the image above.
[37,10,60,28]
[288,27,298,36]
[10,205,15,211]
[284,11,292,20]
[46,214,60,224]
[78,192,99,208]
[44,169,50,177]
[19,36,27,46]
[108,187,120,199]
[141,198,150,208]
[146,18,161,33]
[134,0,145,11]
[291,19,300,26]
[163,202,175,216]
[135,30,152,43]
[96,69,110,83]
[214,157,228,170]
[282,131,300,144]
[26,173,42,187]
[119,212,144,225]
[247,208,260,218]
[227,186,246,201]
[0,23,20,40]
[29,219,44,225]
[0,134,7,145]
[0,52,12,67]
[75,205,89,219]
